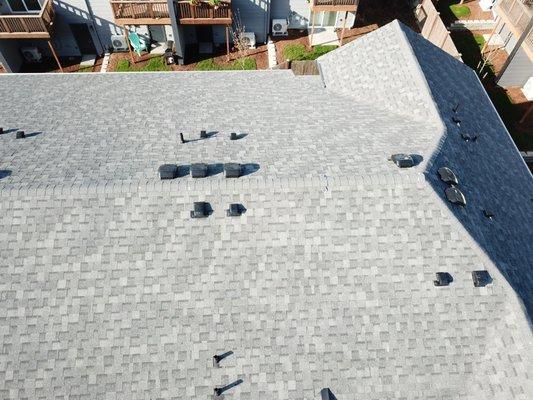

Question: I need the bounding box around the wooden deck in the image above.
[110,1,171,25]
[310,0,358,12]
[0,0,55,39]
[176,1,232,25]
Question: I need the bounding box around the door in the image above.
[6,0,41,12]
[69,24,97,55]
[311,11,338,27]
[148,26,167,44]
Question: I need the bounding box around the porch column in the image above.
[47,40,63,73]
[226,25,230,59]
[309,11,315,47]
[339,11,348,46]
[124,25,135,64]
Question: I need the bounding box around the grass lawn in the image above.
[451,32,492,76]
[115,56,170,72]
[450,4,471,18]
[194,57,257,71]
[77,66,93,73]
[283,44,337,61]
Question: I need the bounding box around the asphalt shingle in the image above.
[0,20,531,400]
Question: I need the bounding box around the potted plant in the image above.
[208,0,221,8]
[189,0,199,5]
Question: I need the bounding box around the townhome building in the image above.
[492,0,532,94]
[0,0,360,71]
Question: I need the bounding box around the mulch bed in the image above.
[107,44,269,72]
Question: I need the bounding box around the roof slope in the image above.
[0,21,532,400]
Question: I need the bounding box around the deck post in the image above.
[481,16,500,54]
[226,25,230,60]
[125,25,135,64]
[309,11,315,47]
[47,40,63,73]
[519,102,533,125]
[340,11,348,46]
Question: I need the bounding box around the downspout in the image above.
[168,0,185,65]
[265,0,271,43]
[83,0,106,55]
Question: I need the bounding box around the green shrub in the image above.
[230,57,256,70]
[114,56,170,72]
[116,59,132,72]
[309,45,337,59]
[140,57,170,71]
[450,4,471,18]
[195,58,223,71]
[283,43,337,61]
[283,44,307,61]
[194,57,256,71]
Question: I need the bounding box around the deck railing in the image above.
[110,1,170,23]
[310,0,358,11]
[0,0,54,38]
[177,1,232,24]
[497,0,533,57]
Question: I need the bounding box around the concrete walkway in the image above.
[308,27,340,46]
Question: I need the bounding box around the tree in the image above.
[231,12,250,69]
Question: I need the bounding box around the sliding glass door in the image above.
[7,0,41,13]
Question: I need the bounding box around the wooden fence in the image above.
[415,0,462,60]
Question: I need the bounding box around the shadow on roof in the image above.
[397,23,533,318]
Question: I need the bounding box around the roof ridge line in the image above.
[392,20,445,129]
[0,173,426,197]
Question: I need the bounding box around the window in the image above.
[7,0,41,12]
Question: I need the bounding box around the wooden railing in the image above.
[110,1,171,24]
[497,0,533,58]
[177,1,232,24]
[0,0,55,39]
[310,0,358,11]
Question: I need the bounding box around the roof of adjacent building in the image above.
[0,20,532,400]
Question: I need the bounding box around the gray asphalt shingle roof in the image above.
[0,20,531,400]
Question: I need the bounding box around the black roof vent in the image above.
[230,132,238,140]
[224,163,241,178]
[433,272,453,286]
[227,203,244,217]
[213,350,233,367]
[191,202,210,218]
[158,164,178,180]
[483,209,494,220]
[472,270,492,287]
[214,379,243,397]
[179,132,186,143]
[452,116,461,125]
[16,131,25,139]
[391,154,414,168]
[320,388,338,400]
[0,127,4,135]
[200,130,208,139]
[445,186,466,206]
[452,101,460,113]
[191,163,208,178]
[461,132,479,142]
[438,167,458,185]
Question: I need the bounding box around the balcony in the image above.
[110,1,171,25]
[310,0,358,12]
[496,0,533,59]
[0,0,55,39]
[176,1,232,25]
